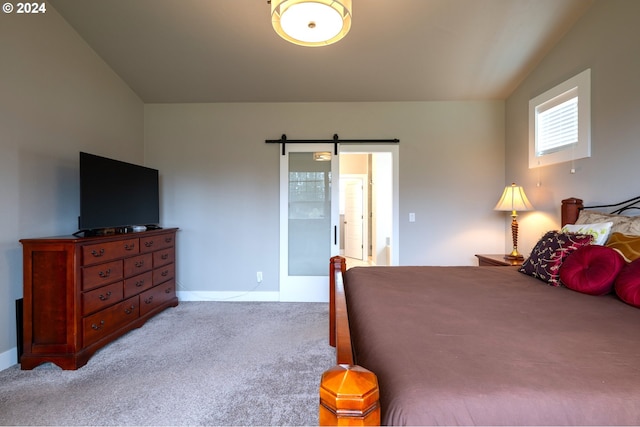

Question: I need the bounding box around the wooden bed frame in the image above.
[318,197,586,425]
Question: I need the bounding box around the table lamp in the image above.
[495,183,534,260]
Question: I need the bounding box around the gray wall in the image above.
[505,0,640,254]
[0,10,144,366]
[144,101,506,298]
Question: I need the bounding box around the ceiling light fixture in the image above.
[270,0,352,47]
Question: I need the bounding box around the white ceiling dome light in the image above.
[271,0,352,47]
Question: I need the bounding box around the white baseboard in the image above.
[177,290,280,302]
[0,347,18,372]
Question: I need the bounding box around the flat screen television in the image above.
[78,152,160,234]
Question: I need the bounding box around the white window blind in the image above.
[536,94,578,156]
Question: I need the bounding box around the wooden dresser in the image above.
[20,228,178,370]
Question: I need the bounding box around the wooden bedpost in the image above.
[322,255,381,426]
[319,364,380,426]
[562,197,583,226]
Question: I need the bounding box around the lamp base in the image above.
[504,246,524,261]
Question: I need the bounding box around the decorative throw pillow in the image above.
[605,232,640,262]
[575,210,640,236]
[614,259,640,308]
[559,245,624,295]
[519,231,593,286]
[561,221,613,245]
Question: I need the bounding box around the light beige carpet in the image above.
[0,301,334,426]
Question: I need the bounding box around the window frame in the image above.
[528,69,591,168]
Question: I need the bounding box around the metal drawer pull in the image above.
[124,305,136,315]
[91,249,105,257]
[144,296,154,304]
[165,287,172,294]
[98,269,111,278]
[135,260,144,268]
[124,243,135,251]
[144,241,154,248]
[91,320,105,330]
[161,270,169,277]
[161,253,169,260]
[165,237,172,243]
[135,280,145,287]
[98,291,112,301]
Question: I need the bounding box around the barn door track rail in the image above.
[266,134,400,155]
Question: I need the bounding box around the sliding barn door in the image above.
[279,144,339,302]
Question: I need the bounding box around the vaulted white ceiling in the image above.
[49,0,594,103]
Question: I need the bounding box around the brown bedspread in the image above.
[344,266,640,426]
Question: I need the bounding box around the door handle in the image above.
[334,225,337,245]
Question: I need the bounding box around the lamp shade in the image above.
[494,183,534,212]
[271,0,352,47]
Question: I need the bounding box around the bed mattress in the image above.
[344,265,640,425]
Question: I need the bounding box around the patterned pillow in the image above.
[561,221,613,245]
[519,230,594,286]
[576,210,640,236]
[559,245,625,295]
[606,232,640,262]
[614,259,640,308]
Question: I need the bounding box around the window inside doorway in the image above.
[289,172,331,219]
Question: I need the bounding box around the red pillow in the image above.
[559,245,625,295]
[615,259,640,308]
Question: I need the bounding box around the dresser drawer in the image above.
[140,279,175,316]
[123,253,153,277]
[140,233,174,253]
[82,296,139,347]
[153,263,175,285]
[82,260,124,291]
[82,238,139,266]
[82,281,124,315]
[124,271,153,298]
[153,248,175,267]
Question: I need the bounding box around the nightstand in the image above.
[475,254,524,267]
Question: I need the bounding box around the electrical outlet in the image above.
[409,213,416,222]
[257,271,263,283]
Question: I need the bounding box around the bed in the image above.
[319,197,640,426]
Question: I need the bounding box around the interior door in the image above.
[280,144,339,302]
[343,178,364,260]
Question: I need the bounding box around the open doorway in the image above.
[339,146,397,267]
